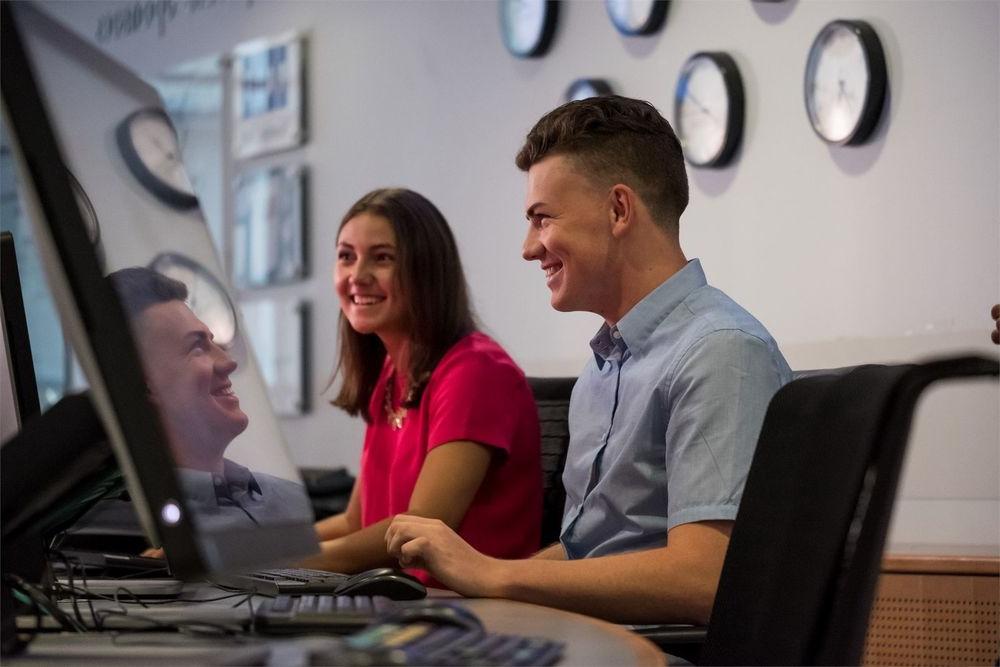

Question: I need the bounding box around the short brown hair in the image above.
[108,266,188,319]
[330,188,477,421]
[515,96,689,231]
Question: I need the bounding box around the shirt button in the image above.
[213,477,224,486]
[611,330,621,340]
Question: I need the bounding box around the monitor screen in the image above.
[1,232,41,440]
[1,2,318,578]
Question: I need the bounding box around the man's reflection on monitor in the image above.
[109,267,311,529]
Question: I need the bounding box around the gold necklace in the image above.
[384,371,407,430]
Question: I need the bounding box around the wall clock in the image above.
[673,51,744,168]
[804,19,887,145]
[605,0,668,36]
[65,168,106,270]
[148,252,238,347]
[65,168,100,248]
[116,108,199,209]
[565,78,613,102]
[500,0,558,58]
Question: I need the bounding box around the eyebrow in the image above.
[337,242,396,250]
[183,330,211,347]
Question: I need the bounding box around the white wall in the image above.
[36,0,1000,549]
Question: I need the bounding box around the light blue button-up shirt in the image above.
[560,259,791,559]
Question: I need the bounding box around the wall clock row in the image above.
[501,0,889,167]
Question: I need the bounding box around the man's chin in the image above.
[549,291,577,313]
[231,413,250,438]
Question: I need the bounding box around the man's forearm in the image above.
[490,544,722,625]
[531,542,567,560]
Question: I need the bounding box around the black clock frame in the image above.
[147,251,238,346]
[565,78,614,102]
[116,108,199,210]
[500,0,559,58]
[606,0,669,36]
[803,19,887,146]
[674,51,745,169]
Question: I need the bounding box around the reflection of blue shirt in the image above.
[178,459,314,530]
[560,259,791,559]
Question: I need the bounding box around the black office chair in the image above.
[527,377,576,549]
[641,355,998,665]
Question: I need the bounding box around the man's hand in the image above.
[141,547,165,559]
[385,514,498,596]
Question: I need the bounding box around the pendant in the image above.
[387,406,406,430]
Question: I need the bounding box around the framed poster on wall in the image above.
[240,298,310,416]
[232,32,305,159]
[232,163,306,288]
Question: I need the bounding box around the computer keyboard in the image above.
[343,619,564,666]
[255,593,398,634]
[252,597,565,665]
[212,567,350,595]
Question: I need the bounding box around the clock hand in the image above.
[686,92,710,114]
[686,92,719,125]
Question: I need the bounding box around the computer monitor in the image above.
[1,2,318,579]
[1,231,42,439]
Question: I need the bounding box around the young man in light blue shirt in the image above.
[387,96,791,624]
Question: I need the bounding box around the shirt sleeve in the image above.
[662,329,786,530]
[425,348,526,457]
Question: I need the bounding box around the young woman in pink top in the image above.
[305,188,541,584]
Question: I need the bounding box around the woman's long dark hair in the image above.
[330,188,476,422]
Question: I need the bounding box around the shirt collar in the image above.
[177,459,263,506]
[591,259,707,364]
[222,459,263,496]
[588,323,629,369]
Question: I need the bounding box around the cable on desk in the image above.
[4,573,86,633]
[205,581,260,611]
[95,608,246,638]
[51,550,103,628]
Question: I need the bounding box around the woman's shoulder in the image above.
[434,332,526,381]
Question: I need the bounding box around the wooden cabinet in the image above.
[863,545,999,666]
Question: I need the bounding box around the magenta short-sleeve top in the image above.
[360,332,542,584]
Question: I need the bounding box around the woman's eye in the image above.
[376,253,394,263]
[337,250,353,262]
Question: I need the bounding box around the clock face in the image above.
[565,78,613,102]
[605,0,668,36]
[804,20,887,145]
[117,108,199,209]
[500,0,558,58]
[674,52,744,168]
[149,252,237,347]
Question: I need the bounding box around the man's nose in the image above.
[214,346,238,374]
[522,226,542,262]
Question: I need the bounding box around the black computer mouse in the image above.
[379,600,484,632]
[334,567,427,600]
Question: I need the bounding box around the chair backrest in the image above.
[701,355,999,666]
[527,377,576,548]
